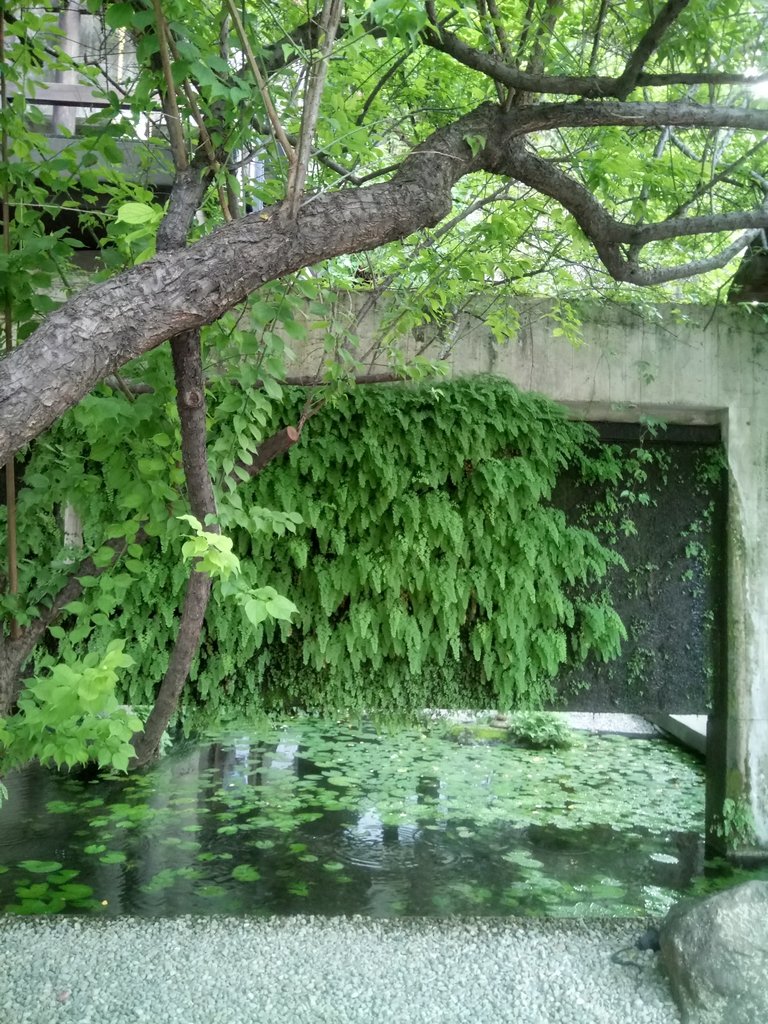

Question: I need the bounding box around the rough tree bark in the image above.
[118,141,220,764]
[129,327,216,766]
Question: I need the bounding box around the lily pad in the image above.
[46,800,76,814]
[199,884,227,898]
[58,883,94,900]
[98,851,126,865]
[47,870,79,884]
[15,883,50,899]
[18,860,62,874]
[231,864,260,882]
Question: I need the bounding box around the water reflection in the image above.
[0,720,711,918]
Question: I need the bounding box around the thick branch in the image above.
[170,330,218,522]
[156,166,211,251]
[422,24,768,98]
[130,570,211,765]
[5,101,768,462]
[232,425,300,482]
[502,144,766,284]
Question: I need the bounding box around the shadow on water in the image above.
[0,718,756,919]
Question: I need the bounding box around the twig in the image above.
[224,0,295,166]
[285,0,344,219]
[151,0,188,171]
[588,0,610,75]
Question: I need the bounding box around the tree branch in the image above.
[0,529,144,713]
[422,23,768,98]
[665,135,768,220]
[502,142,767,284]
[285,0,344,219]
[224,0,295,165]
[231,425,300,482]
[588,0,610,76]
[5,100,768,462]
[151,0,188,171]
[614,0,692,100]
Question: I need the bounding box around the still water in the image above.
[0,718,720,918]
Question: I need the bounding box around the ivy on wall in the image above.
[225,375,627,716]
[8,375,630,721]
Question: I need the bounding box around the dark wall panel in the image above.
[551,429,726,714]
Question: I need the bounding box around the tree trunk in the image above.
[130,569,212,765]
[0,640,26,717]
[130,328,218,767]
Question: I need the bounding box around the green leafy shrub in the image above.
[1,641,141,778]
[505,711,575,750]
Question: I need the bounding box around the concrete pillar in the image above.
[710,403,768,856]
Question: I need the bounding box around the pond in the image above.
[0,716,741,919]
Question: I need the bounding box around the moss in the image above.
[442,722,510,745]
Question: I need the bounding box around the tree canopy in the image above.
[1,0,767,763]
[1,0,768,460]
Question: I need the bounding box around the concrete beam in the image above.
[652,715,707,756]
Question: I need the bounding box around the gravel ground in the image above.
[0,915,681,1024]
[427,710,662,737]
[563,713,661,736]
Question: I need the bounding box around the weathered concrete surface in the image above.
[313,300,767,852]
[653,716,708,757]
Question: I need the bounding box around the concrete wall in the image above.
[332,300,768,853]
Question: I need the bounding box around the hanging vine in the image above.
[7,373,633,722]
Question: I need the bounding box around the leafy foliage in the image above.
[0,641,141,776]
[221,375,627,715]
[8,375,629,719]
[506,711,575,750]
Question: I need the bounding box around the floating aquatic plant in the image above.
[0,718,717,918]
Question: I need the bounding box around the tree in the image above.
[1,0,767,763]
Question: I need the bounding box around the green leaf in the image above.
[231,864,261,882]
[104,3,135,30]
[242,597,268,626]
[116,202,159,225]
[18,860,62,874]
[264,594,298,620]
[463,133,487,157]
[99,851,127,865]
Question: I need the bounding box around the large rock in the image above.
[659,880,768,1024]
